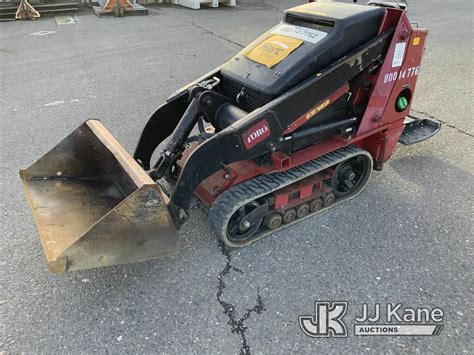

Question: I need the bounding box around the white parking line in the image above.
[29,30,56,36]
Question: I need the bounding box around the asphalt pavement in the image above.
[1,0,473,353]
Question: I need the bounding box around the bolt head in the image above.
[203,97,213,106]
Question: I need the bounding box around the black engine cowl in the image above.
[221,2,384,100]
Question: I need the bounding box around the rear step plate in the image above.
[399,116,441,145]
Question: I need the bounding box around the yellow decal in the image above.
[306,99,331,120]
[413,37,420,46]
[244,35,303,68]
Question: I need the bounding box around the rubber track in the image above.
[209,145,372,247]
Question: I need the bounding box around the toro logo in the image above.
[242,119,271,149]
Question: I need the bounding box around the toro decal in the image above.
[242,119,271,149]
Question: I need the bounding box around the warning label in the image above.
[244,34,303,68]
[392,42,406,68]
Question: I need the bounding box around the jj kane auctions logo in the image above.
[299,302,444,337]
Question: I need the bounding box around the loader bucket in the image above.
[19,119,179,273]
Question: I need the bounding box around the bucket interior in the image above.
[20,121,148,262]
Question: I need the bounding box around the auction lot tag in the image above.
[245,34,303,68]
[271,23,328,44]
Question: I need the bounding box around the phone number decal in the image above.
[384,66,420,84]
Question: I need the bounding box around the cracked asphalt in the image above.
[1,0,473,353]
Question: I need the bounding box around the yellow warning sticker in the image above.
[413,37,421,46]
[306,99,331,120]
[244,34,304,68]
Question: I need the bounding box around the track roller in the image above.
[296,203,310,218]
[323,192,335,207]
[309,198,323,212]
[282,208,297,224]
[264,213,283,230]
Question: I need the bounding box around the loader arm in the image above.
[133,67,223,170]
[134,91,189,170]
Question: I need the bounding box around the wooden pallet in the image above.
[92,3,147,16]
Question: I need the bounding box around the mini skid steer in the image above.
[20,1,440,273]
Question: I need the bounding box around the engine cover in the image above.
[221,2,384,97]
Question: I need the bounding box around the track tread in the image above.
[209,145,372,247]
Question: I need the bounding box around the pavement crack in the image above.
[411,109,473,138]
[216,240,265,355]
[190,22,245,48]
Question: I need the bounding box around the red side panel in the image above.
[357,10,414,135]
[381,28,427,125]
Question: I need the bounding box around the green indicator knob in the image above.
[396,96,408,111]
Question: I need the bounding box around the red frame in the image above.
[273,171,333,211]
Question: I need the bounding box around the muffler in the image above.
[20,119,179,273]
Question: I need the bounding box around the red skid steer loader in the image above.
[20,1,440,273]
